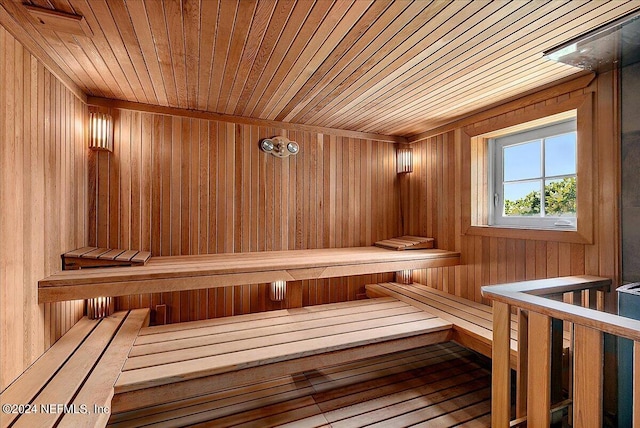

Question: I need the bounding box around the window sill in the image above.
[465,225,592,244]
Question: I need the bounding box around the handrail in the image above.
[482,275,640,428]
[482,276,640,342]
[483,275,610,295]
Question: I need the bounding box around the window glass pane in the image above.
[545,133,576,177]
[503,140,541,181]
[545,177,576,217]
[503,181,541,216]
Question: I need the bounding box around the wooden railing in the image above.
[482,275,640,428]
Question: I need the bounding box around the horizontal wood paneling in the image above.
[89,110,400,323]
[404,73,619,307]
[0,25,86,391]
[1,0,639,136]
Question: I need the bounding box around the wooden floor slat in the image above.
[305,344,465,391]
[109,342,491,428]
[361,386,492,428]
[108,374,313,426]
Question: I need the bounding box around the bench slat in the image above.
[130,251,151,264]
[82,248,113,259]
[13,313,127,428]
[130,305,423,357]
[134,298,411,346]
[59,309,150,428]
[137,297,399,337]
[388,283,519,335]
[116,316,452,393]
[114,249,139,262]
[124,311,437,371]
[0,318,97,427]
[366,283,518,360]
[367,282,572,371]
[374,236,435,251]
[64,246,98,257]
[97,249,127,260]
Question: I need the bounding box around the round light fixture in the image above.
[286,141,299,154]
[260,139,275,152]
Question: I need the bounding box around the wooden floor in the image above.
[108,342,491,427]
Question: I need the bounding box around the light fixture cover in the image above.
[87,296,114,319]
[261,138,275,152]
[89,112,113,152]
[395,270,413,285]
[270,280,287,302]
[397,147,413,174]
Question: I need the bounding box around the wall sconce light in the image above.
[397,147,413,174]
[87,296,114,319]
[395,270,414,285]
[270,280,287,302]
[89,111,113,152]
[260,136,299,158]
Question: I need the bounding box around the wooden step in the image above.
[111,298,453,414]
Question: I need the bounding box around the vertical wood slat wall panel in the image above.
[89,112,399,322]
[0,26,86,391]
[406,73,619,304]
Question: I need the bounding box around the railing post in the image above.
[516,309,528,419]
[563,292,575,426]
[573,324,603,427]
[492,301,511,428]
[528,311,551,427]
[550,318,564,425]
[634,341,640,427]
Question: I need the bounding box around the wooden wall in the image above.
[404,72,620,306]
[88,110,400,323]
[0,26,87,390]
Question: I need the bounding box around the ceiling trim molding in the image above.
[0,3,87,103]
[407,73,595,143]
[87,96,407,144]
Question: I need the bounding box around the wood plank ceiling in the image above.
[1,0,640,137]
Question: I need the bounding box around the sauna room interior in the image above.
[2,1,640,427]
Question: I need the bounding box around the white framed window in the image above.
[488,118,577,230]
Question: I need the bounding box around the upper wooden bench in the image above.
[39,247,460,303]
[366,282,571,369]
[0,309,149,428]
[62,247,151,270]
[110,297,452,415]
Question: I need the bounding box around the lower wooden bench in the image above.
[366,282,570,369]
[0,309,149,428]
[110,297,453,415]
